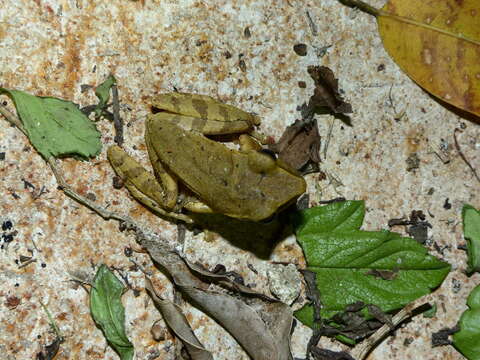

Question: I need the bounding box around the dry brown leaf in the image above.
[270,119,321,171]
[307,66,353,115]
[139,234,293,360]
[340,0,480,118]
[145,278,213,360]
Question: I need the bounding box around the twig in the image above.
[0,102,26,134]
[323,118,335,159]
[47,157,129,221]
[351,302,430,359]
[111,84,124,146]
[305,10,318,36]
[40,301,63,339]
[453,128,480,183]
[337,0,380,16]
[18,257,37,268]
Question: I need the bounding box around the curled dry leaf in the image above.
[306,66,353,115]
[270,119,321,171]
[139,234,293,360]
[145,278,213,360]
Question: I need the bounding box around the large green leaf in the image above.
[90,265,134,360]
[463,204,480,274]
[453,285,480,360]
[0,88,101,159]
[294,201,450,324]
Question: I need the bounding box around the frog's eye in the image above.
[259,148,277,160]
[247,151,277,173]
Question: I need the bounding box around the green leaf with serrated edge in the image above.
[94,75,116,118]
[90,265,134,360]
[0,88,101,159]
[293,201,450,325]
[463,204,480,274]
[453,285,480,360]
[292,200,365,235]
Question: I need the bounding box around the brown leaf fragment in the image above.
[140,235,294,360]
[5,295,20,309]
[307,66,352,115]
[36,337,62,360]
[145,278,213,360]
[310,348,356,360]
[365,269,398,281]
[270,119,321,171]
[300,270,322,324]
[366,304,393,329]
[431,326,460,347]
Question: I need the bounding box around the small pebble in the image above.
[293,43,307,56]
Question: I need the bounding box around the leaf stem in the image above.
[352,302,431,359]
[0,102,26,135]
[454,128,480,184]
[337,0,380,16]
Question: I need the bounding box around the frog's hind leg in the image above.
[145,131,178,210]
[107,145,179,213]
[123,181,192,223]
[151,112,252,136]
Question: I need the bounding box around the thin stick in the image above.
[352,302,430,359]
[0,102,26,134]
[47,157,129,221]
[111,84,124,146]
[453,128,480,183]
[337,0,379,16]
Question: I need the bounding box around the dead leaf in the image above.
[139,234,293,360]
[145,278,213,360]
[36,337,62,360]
[339,0,480,118]
[269,119,321,171]
[307,66,353,115]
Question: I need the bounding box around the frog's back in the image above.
[147,119,305,221]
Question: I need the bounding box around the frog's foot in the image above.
[123,182,193,223]
[182,197,214,214]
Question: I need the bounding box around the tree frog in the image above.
[107,93,306,222]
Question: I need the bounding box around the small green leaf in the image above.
[423,303,437,318]
[0,88,101,159]
[94,75,116,118]
[453,285,480,360]
[294,201,450,324]
[462,204,480,274]
[90,265,134,360]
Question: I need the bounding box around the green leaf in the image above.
[90,265,134,360]
[0,88,101,159]
[294,201,450,324]
[94,75,116,118]
[463,204,480,274]
[453,285,480,360]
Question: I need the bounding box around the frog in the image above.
[107,92,306,223]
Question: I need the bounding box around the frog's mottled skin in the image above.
[108,93,306,222]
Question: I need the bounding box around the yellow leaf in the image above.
[340,0,480,117]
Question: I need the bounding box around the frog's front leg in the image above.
[107,146,192,223]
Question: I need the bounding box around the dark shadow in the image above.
[188,209,294,260]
